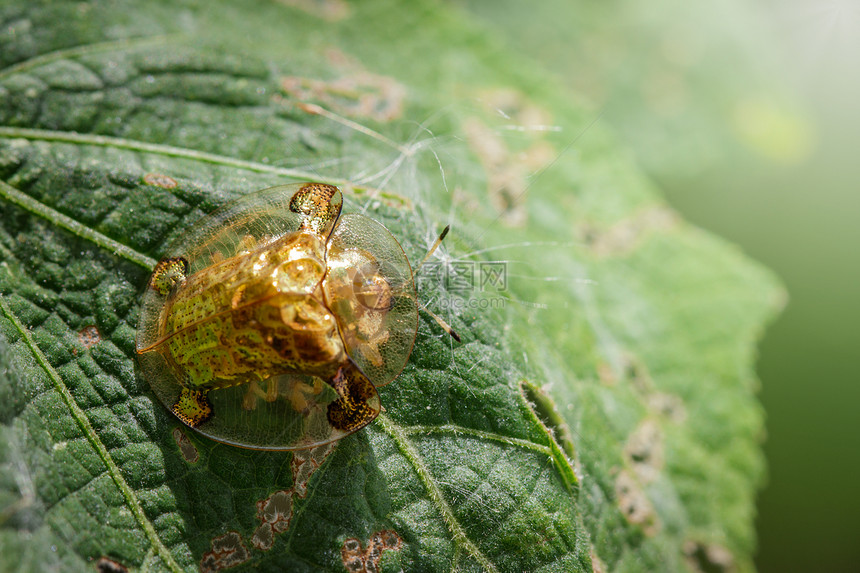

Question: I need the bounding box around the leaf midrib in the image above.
[376,413,500,573]
[0,126,327,183]
[0,180,157,269]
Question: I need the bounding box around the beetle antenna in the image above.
[415,225,459,341]
[418,300,461,342]
[417,225,450,270]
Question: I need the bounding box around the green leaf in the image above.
[0,1,782,572]
[451,0,812,176]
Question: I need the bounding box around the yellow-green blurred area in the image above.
[453,1,860,571]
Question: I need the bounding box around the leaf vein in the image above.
[0,126,352,186]
[0,296,183,573]
[399,423,554,457]
[0,34,183,81]
[376,414,500,573]
[282,448,336,553]
[0,179,157,270]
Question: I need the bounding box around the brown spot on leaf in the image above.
[200,531,249,573]
[580,207,679,257]
[596,362,617,385]
[171,427,199,464]
[143,173,178,189]
[480,88,554,128]
[292,442,335,498]
[648,392,687,423]
[624,419,664,483]
[251,490,293,551]
[378,529,402,551]
[463,116,554,228]
[95,557,128,573]
[615,469,659,536]
[78,325,101,349]
[602,355,687,421]
[276,0,350,21]
[340,530,403,572]
[589,549,607,573]
[249,443,335,550]
[620,355,655,395]
[343,556,364,572]
[684,540,736,573]
[281,68,405,122]
[464,89,557,227]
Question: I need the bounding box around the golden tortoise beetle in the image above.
[136,182,451,451]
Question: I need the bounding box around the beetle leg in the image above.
[265,378,279,402]
[242,380,264,410]
[287,383,310,413]
[172,388,213,428]
[238,234,257,252]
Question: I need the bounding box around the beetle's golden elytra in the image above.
[136,183,419,450]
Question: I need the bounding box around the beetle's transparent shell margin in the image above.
[136,183,418,451]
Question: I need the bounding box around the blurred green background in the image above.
[453,1,860,571]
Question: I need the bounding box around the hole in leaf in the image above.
[518,380,581,493]
[95,557,128,573]
[172,428,200,464]
[519,379,576,461]
[684,541,735,573]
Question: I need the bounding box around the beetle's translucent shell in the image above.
[136,183,418,450]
